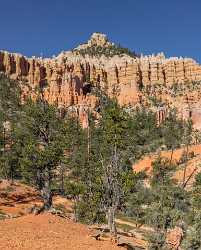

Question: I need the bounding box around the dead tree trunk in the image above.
[182,168,197,189]
[60,165,65,195]
[102,139,120,238]
[170,148,174,165]
[107,207,117,236]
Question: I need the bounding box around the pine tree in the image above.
[182,119,193,188]
[65,98,138,233]
[0,74,21,182]
[16,98,76,210]
[128,107,162,157]
[146,157,189,249]
[97,99,135,236]
[64,111,105,223]
[162,109,185,163]
[182,172,201,249]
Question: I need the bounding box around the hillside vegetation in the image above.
[1,74,201,249]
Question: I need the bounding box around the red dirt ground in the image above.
[0,213,124,250]
[3,144,199,250]
[0,181,124,250]
[0,180,73,216]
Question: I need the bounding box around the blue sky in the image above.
[0,0,201,62]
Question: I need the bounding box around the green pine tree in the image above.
[16,98,76,210]
[0,74,22,182]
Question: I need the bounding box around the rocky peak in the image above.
[89,33,111,46]
[75,32,113,50]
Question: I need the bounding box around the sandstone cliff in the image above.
[1,33,201,127]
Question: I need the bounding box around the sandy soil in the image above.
[0,180,73,216]
[0,181,124,250]
[0,213,124,250]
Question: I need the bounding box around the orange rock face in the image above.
[0,33,201,126]
[1,51,200,104]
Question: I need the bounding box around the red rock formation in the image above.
[0,33,201,126]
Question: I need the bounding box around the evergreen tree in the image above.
[125,172,150,227]
[16,98,76,210]
[182,119,193,188]
[162,110,185,163]
[64,113,104,223]
[182,172,201,249]
[128,107,162,158]
[97,99,135,236]
[0,73,21,121]
[66,98,138,234]
[147,157,189,249]
[0,74,21,181]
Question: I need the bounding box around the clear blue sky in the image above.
[1,0,201,62]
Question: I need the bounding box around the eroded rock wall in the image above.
[0,48,201,127]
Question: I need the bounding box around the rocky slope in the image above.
[133,144,201,189]
[1,33,201,127]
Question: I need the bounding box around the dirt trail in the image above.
[116,218,153,232]
[116,218,137,228]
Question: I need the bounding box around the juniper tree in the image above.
[162,110,185,163]
[64,111,105,223]
[65,97,137,233]
[182,119,193,188]
[17,98,76,210]
[97,99,136,236]
[125,172,150,228]
[128,107,162,157]
[0,74,22,181]
[0,73,21,121]
[145,157,190,249]
[69,97,165,234]
[182,172,201,249]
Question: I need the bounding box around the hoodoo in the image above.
[1,33,201,127]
